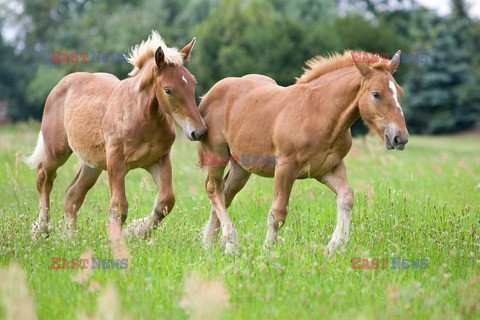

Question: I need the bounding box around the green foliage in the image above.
[0,36,20,101]
[25,65,66,109]
[191,0,336,94]
[0,0,479,132]
[332,15,397,53]
[403,15,480,133]
[0,33,34,120]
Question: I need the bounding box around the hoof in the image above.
[325,238,348,257]
[203,237,213,249]
[263,240,274,250]
[65,221,78,238]
[203,226,220,249]
[325,239,339,257]
[64,228,78,239]
[31,218,51,242]
[224,242,240,256]
[123,217,154,239]
[324,246,335,258]
[263,233,280,250]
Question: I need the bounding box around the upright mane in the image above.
[296,51,390,84]
[127,30,184,77]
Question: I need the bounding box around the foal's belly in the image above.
[229,142,277,177]
[296,152,344,179]
[123,141,171,170]
[230,143,348,180]
[232,153,277,177]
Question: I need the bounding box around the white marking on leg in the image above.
[389,80,403,115]
[337,192,352,244]
[265,211,277,248]
[203,205,218,247]
[323,173,353,255]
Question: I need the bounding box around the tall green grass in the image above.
[0,123,479,319]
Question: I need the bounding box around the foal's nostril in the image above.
[192,127,207,141]
[393,136,402,145]
[194,132,206,140]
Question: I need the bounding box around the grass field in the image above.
[0,122,479,319]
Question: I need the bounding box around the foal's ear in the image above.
[354,61,373,78]
[388,50,401,74]
[180,37,196,62]
[155,46,166,69]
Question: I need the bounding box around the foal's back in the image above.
[42,72,122,168]
[45,72,120,123]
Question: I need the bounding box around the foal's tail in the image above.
[24,131,45,169]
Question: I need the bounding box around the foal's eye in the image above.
[372,92,381,100]
[164,88,173,95]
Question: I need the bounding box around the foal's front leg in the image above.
[206,166,239,255]
[124,154,175,238]
[265,159,298,248]
[107,156,128,228]
[319,161,354,256]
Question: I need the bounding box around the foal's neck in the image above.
[306,67,361,135]
[131,79,169,125]
[127,61,169,125]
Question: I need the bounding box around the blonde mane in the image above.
[127,30,184,77]
[296,51,390,84]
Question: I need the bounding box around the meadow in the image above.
[0,122,479,319]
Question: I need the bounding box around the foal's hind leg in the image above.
[64,163,102,234]
[124,154,175,238]
[32,137,71,241]
[318,161,354,256]
[203,162,251,247]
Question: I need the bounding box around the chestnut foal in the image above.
[198,51,409,255]
[25,31,206,240]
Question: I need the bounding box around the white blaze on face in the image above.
[182,75,188,84]
[389,80,403,115]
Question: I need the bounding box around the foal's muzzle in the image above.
[384,125,409,150]
[190,126,207,141]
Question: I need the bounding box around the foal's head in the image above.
[129,32,207,141]
[354,51,409,150]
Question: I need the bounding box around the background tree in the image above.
[403,11,480,133]
[0,0,478,133]
[191,0,340,95]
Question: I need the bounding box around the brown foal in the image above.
[198,51,409,255]
[25,31,206,240]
